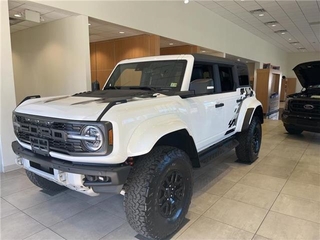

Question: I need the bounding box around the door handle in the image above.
[215,103,224,108]
[236,99,243,103]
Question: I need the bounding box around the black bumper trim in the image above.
[282,111,320,133]
[12,141,131,186]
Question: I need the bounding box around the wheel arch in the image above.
[236,98,263,132]
[155,129,200,168]
[127,116,200,168]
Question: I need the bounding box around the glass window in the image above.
[219,66,234,92]
[105,60,187,90]
[237,65,249,86]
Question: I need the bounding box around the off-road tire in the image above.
[284,124,303,134]
[236,116,262,163]
[26,170,65,191]
[124,146,193,240]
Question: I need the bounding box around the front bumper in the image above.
[12,141,131,195]
[282,111,320,133]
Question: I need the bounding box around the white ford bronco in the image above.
[12,54,263,239]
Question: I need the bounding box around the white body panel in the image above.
[13,54,262,166]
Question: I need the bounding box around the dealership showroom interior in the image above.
[1,0,320,239]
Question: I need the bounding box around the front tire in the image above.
[26,170,66,191]
[124,146,193,239]
[236,116,262,163]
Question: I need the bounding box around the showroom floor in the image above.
[1,119,319,240]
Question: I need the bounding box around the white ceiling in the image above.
[196,0,320,53]
[8,0,319,57]
[8,1,76,33]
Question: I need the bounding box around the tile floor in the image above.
[1,119,320,240]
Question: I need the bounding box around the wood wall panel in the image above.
[90,34,160,87]
[90,44,97,81]
[256,69,282,114]
[286,78,297,95]
[160,45,200,55]
[96,41,115,70]
[150,35,160,56]
[114,35,149,63]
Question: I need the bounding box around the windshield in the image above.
[104,60,187,90]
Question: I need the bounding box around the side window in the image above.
[237,65,249,86]
[219,66,234,92]
[189,64,215,95]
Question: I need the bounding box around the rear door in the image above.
[215,64,242,136]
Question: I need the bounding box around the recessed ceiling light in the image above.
[184,0,189,4]
[250,9,266,17]
[14,13,21,17]
[288,38,292,40]
[169,43,174,46]
[119,31,125,34]
[265,21,278,27]
[274,30,287,35]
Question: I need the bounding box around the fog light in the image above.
[16,157,23,165]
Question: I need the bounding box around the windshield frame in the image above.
[103,60,188,91]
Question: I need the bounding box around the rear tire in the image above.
[124,146,193,239]
[26,170,65,191]
[236,116,262,163]
[284,124,303,134]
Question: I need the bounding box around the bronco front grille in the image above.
[14,114,86,154]
[289,99,320,116]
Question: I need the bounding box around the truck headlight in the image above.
[12,113,20,133]
[81,126,104,151]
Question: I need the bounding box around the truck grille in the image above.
[289,99,320,116]
[15,114,86,154]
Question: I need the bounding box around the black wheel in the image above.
[284,124,303,134]
[236,116,262,163]
[124,146,193,239]
[26,170,66,191]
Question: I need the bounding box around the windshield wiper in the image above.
[129,86,159,91]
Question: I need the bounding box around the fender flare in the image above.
[127,115,192,157]
[235,98,263,132]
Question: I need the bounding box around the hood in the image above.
[293,61,320,88]
[15,90,156,121]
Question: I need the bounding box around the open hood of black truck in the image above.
[293,61,320,88]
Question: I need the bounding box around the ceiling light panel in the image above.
[196,0,319,53]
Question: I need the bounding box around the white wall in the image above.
[286,52,320,92]
[29,0,288,72]
[11,15,91,103]
[1,0,18,172]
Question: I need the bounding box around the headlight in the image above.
[81,126,104,151]
[284,97,292,110]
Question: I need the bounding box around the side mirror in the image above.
[91,80,100,91]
